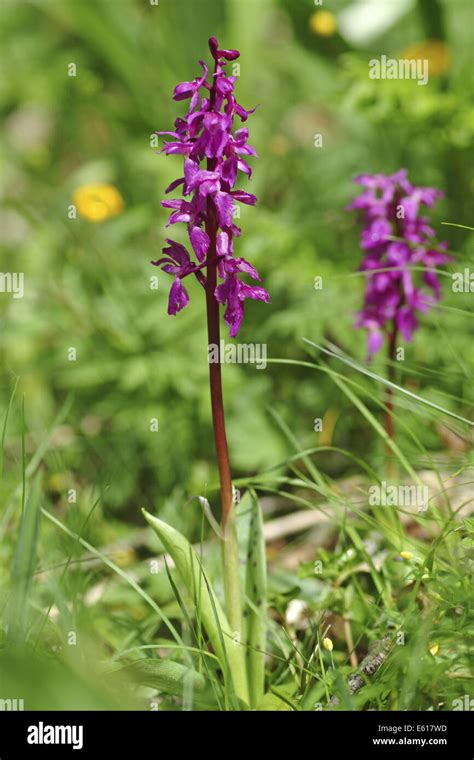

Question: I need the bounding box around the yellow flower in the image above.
[400,40,451,78]
[73,183,124,222]
[323,637,333,652]
[429,644,440,656]
[47,472,69,492]
[309,10,337,38]
[111,547,136,567]
[400,551,414,560]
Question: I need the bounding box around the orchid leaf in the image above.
[142,509,249,706]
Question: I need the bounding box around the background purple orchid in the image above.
[153,36,269,337]
[349,169,452,359]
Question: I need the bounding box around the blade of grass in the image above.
[0,375,19,480]
[5,473,42,642]
[42,507,184,648]
[244,489,267,708]
[0,394,73,539]
[303,339,473,427]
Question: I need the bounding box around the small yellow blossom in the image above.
[400,40,451,78]
[111,547,136,567]
[323,637,333,652]
[400,551,414,560]
[73,183,124,222]
[309,10,337,38]
[47,472,68,492]
[429,644,440,656]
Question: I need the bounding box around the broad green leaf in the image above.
[257,683,298,711]
[142,509,249,706]
[127,659,206,695]
[257,691,293,711]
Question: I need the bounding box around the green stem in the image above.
[221,509,243,638]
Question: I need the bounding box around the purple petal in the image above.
[214,191,235,227]
[239,283,270,303]
[231,190,257,206]
[173,82,196,101]
[209,36,240,61]
[168,278,189,315]
[189,226,210,262]
[162,239,191,266]
[165,177,185,194]
[396,307,418,341]
[161,142,192,156]
[225,303,244,337]
[216,231,230,258]
[220,155,238,187]
[367,328,384,359]
[225,257,261,280]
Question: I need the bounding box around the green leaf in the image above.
[142,509,249,706]
[463,517,474,535]
[257,685,296,711]
[6,473,42,641]
[242,490,267,708]
[127,659,206,695]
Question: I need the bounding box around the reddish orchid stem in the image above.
[205,194,234,528]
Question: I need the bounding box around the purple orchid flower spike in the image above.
[348,169,451,361]
[153,36,269,337]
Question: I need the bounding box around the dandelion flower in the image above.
[401,40,450,78]
[74,183,124,222]
[400,551,414,560]
[309,11,337,37]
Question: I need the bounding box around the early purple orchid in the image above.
[153,36,269,337]
[348,169,451,360]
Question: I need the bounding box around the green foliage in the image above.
[0,0,472,712]
[142,509,249,706]
[241,491,267,708]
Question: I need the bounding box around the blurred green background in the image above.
[1,0,472,518]
[0,0,473,709]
